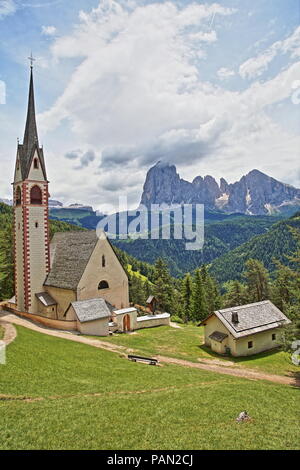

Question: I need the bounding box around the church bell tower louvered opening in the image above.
[13,60,50,314]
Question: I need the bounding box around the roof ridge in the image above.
[217,300,270,313]
[72,297,106,304]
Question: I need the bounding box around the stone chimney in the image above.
[232,311,239,324]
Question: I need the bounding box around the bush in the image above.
[170,315,184,324]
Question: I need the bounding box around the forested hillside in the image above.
[114,215,279,276]
[210,213,300,284]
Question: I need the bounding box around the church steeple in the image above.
[13,57,50,314]
[16,62,47,181]
[23,67,39,153]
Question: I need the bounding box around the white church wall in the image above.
[77,236,129,310]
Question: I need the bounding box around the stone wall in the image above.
[76,318,109,336]
[136,313,170,330]
[3,307,77,331]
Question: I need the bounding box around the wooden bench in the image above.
[128,354,158,366]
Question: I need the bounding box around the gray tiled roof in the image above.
[35,292,57,307]
[45,230,127,291]
[71,298,111,323]
[45,231,99,290]
[214,301,291,339]
[209,331,228,342]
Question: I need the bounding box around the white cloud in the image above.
[64,149,96,169]
[42,25,57,36]
[239,25,300,79]
[217,67,235,80]
[189,30,217,43]
[0,0,16,19]
[239,48,278,79]
[31,1,299,209]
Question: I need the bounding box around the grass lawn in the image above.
[0,326,299,450]
[99,324,300,378]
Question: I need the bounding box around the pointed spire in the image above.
[16,60,47,181]
[23,66,39,152]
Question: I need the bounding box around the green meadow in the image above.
[99,324,299,378]
[0,326,299,450]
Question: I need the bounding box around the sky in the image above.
[0,0,299,212]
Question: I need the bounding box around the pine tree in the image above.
[271,261,296,312]
[0,217,14,301]
[191,269,207,322]
[200,265,221,313]
[129,275,149,306]
[182,273,193,322]
[222,280,249,308]
[144,280,152,299]
[244,258,270,302]
[153,258,174,312]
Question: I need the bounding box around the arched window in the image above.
[34,158,39,169]
[102,255,106,267]
[98,280,109,290]
[16,186,21,206]
[30,185,42,205]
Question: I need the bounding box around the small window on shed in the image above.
[248,341,253,349]
[272,333,276,341]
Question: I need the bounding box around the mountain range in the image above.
[140,162,300,216]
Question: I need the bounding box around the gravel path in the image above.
[1,311,299,388]
[0,319,17,346]
[156,355,300,387]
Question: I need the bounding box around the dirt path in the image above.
[0,319,17,346]
[1,311,299,388]
[156,355,300,387]
[0,311,130,355]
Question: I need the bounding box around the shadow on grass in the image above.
[199,344,281,363]
[198,343,296,364]
[198,344,300,383]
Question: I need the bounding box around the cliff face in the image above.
[140,163,300,215]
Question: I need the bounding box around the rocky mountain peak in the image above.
[220,177,229,194]
[140,162,300,215]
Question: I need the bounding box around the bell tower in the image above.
[13,58,50,313]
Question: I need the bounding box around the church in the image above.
[9,64,170,336]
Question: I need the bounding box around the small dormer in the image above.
[27,150,45,181]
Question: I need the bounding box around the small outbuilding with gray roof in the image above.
[200,300,291,357]
[66,298,112,336]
